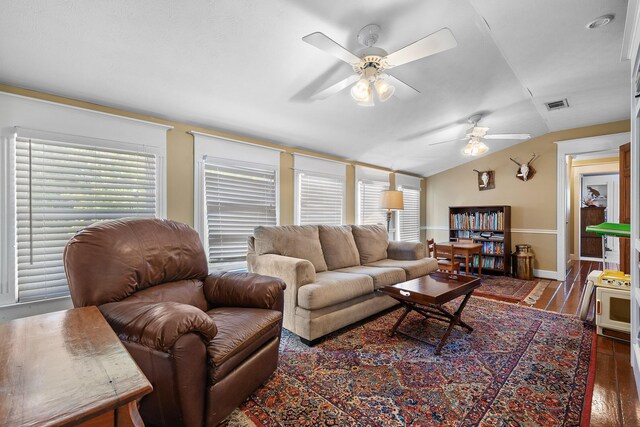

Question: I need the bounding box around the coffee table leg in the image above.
[434,291,474,355]
[389,304,412,337]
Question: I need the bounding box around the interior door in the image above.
[620,142,631,273]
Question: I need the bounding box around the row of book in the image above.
[452,230,505,241]
[450,211,504,231]
[471,257,504,270]
[481,241,504,255]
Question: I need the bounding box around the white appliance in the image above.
[580,270,631,340]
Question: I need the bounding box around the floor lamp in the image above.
[381,190,404,234]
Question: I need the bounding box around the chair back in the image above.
[426,239,435,257]
[63,218,209,307]
[434,243,455,260]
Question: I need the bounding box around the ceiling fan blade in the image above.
[385,74,420,99]
[484,134,531,140]
[302,32,361,65]
[384,28,457,68]
[428,137,467,147]
[310,74,360,100]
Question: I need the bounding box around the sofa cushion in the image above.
[254,225,328,272]
[365,258,438,280]
[297,271,373,310]
[206,307,282,383]
[351,225,389,264]
[334,266,406,290]
[318,225,360,270]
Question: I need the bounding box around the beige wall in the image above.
[569,158,619,257]
[0,84,423,236]
[426,120,630,272]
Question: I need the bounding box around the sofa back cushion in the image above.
[351,224,389,264]
[254,225,328,272]
[318,225,360,270]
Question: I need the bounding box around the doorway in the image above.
[579,173,619,263]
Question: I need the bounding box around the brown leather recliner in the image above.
[63,218,286,427]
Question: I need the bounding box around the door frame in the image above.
[555,132,630,280]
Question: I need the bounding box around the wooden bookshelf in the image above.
[449,205,511,276]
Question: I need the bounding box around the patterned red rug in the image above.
[225,297,595,427]
[475,275,552,304]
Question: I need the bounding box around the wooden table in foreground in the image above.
[380,272,482,355]
[0,306,152,427]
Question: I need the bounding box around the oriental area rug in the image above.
[223,297,595,427]
[475,275,552,305]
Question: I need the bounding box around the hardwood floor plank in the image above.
[590,353,623,427]
[613,341,640,427]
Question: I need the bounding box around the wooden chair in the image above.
[434,243,460,274]
[426,238,435,257]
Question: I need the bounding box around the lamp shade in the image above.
[380,190,404,210]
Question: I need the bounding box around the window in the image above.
[203,159,278,268]
[296,172,344,225]
[193,132,281,270]
[14,136,159,302]
[294,155,346,225]
[357,180,389,225]
[356,166,390,226]
[396,174,422,242]
[398,186,420,242]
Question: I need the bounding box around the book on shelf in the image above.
[450,211,504,231]
[472,256,504,269]
[481,241,504,255]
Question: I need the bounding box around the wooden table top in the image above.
[0,306,152,427]
[380,272,482,305]
[437,241,482,250]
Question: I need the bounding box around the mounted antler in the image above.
[510,153,537,182]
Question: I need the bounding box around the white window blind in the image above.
[296,171,344,225]
[204,160,277,267]
[358,179,389,225]
[15,137,157,302]
[398,186,420,242]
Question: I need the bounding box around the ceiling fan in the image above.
[302,24,457,106]
[428,114,531,156]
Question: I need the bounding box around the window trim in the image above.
[1,128,166,307]
[294,169,346,225]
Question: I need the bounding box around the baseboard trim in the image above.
[534,269,561,280]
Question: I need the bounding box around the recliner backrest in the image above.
[64,217,209,307]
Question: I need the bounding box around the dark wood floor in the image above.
[531,260,639,426]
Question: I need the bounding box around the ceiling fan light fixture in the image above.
[374,77,395,102]
[351,78,371,102]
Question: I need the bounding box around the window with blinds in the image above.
[398,186,420,242]
[204,161,277,267]
[296,172,344,225]
[15,137,157,302]
[358,179,388,225]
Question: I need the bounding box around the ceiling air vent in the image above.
[545,99,569,111]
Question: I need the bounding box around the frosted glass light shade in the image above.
[374,78,395,102]
[351,78,371,102]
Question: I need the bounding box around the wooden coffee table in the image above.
[380,272,481,355]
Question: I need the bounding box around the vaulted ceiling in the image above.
[0,0,630,175]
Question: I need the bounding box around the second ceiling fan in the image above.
[429,114,531,156]
[302,24,457,106]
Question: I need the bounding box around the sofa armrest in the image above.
[99,301,217,352]
[204,271,286,311]
[387,241,425,261]
[248,254,316,288]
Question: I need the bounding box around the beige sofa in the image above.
[247,224,437,344]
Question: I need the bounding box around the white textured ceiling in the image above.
[0,0,630,176]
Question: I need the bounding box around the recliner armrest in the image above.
[387,241,425,261]
[99,301,217,352]
[204,272,286,311]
